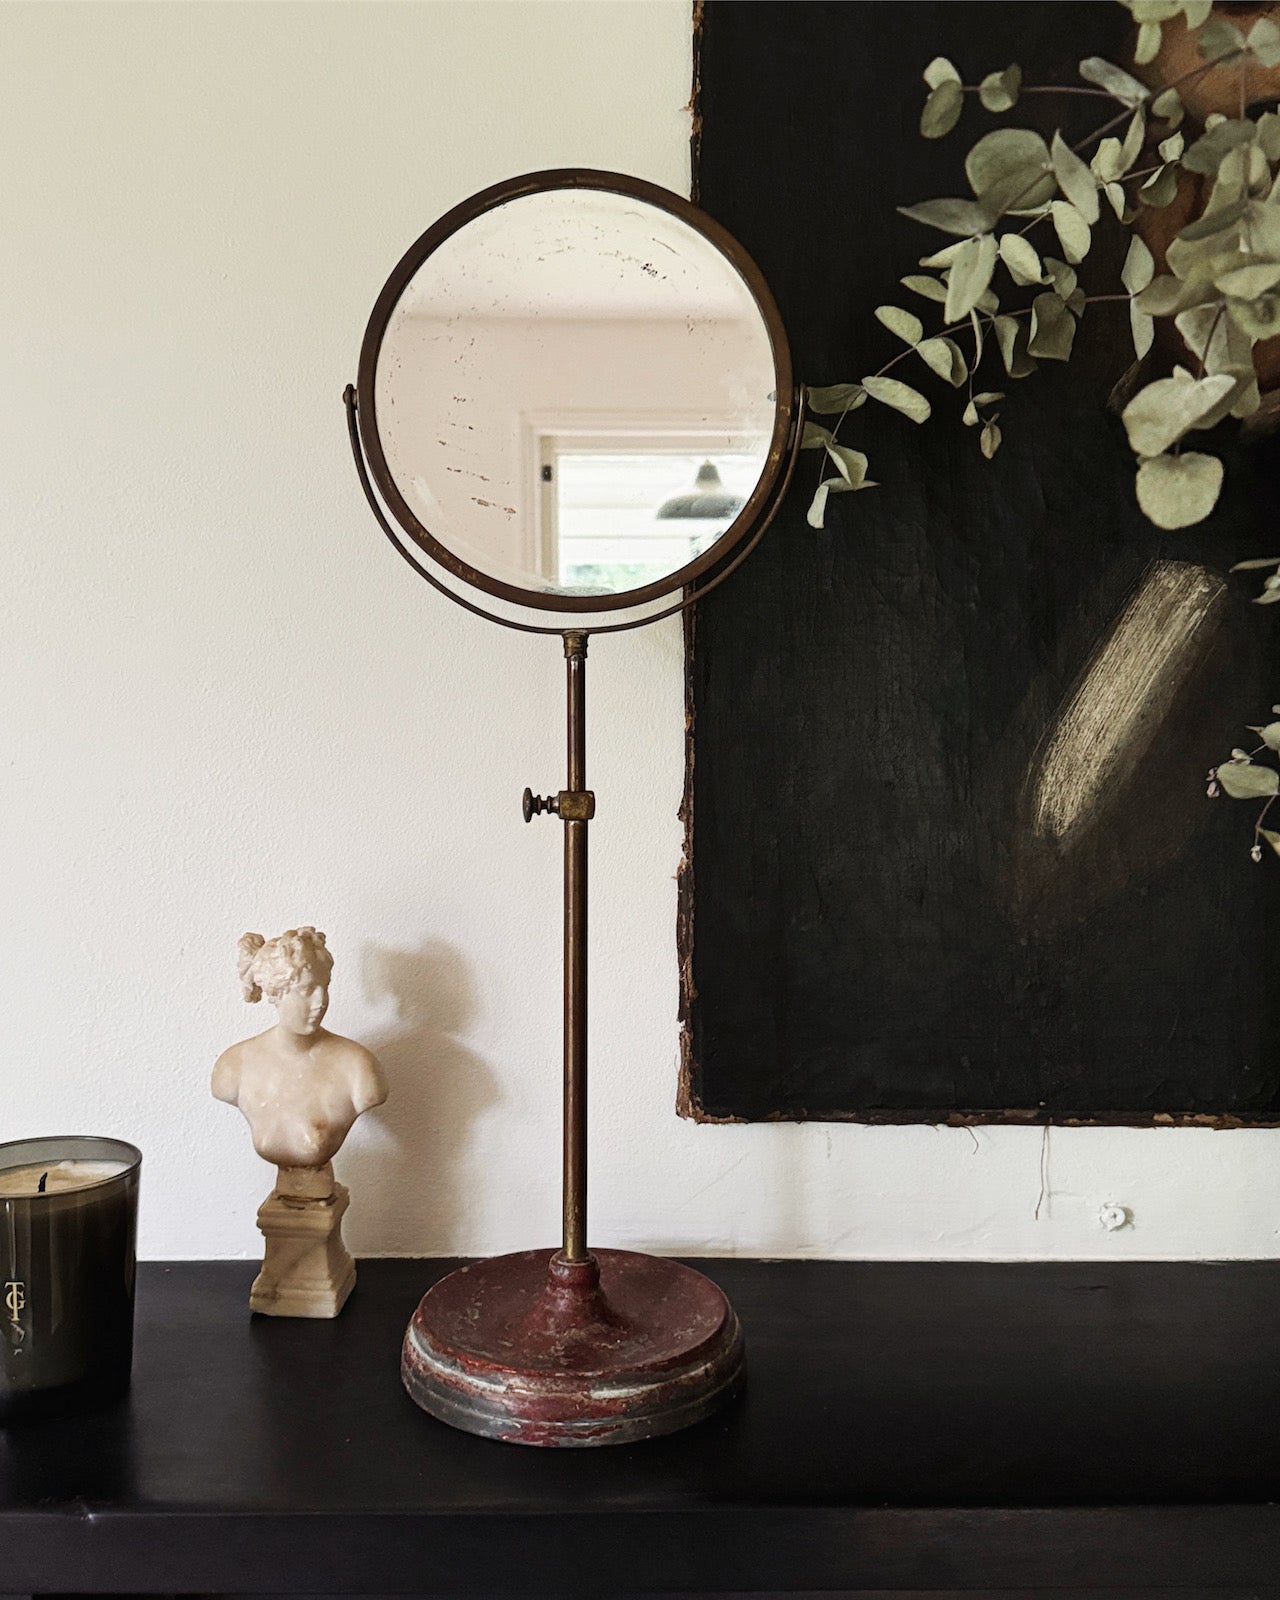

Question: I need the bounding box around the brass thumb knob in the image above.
[523,788,557,823]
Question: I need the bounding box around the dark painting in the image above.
[683,1,1280,1123]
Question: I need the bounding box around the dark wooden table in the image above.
[3,1258,1280,1596]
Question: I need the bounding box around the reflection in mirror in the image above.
[373,187,778,601]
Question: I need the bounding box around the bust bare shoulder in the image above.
[211,1035,257,1105]
[325,1036,388,1113]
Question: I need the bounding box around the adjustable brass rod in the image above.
[562,631,589,1261]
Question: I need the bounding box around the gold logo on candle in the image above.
[4,1281,26,1344]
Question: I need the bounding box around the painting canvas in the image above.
[682,1,1280,1124]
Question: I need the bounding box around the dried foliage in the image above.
[802,1,1280,857]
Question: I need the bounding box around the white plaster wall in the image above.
[3,1,1278,1263]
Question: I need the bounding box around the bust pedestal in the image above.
[250,1182,356,1319]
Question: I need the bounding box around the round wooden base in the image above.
[401,1248,745,1447]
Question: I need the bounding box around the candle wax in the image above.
[0,1160,129,1198]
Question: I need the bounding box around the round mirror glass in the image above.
[359,174,790,611]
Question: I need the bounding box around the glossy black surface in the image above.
[2,1259,1280,1592]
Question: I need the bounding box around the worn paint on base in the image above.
[402,1247,745,1447]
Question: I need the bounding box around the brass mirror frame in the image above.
[353,167,797,616]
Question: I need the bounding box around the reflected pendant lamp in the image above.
[656,460,744,521]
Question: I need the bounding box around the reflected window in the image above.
[540,441,763,593]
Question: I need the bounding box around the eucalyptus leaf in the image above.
[974,390,1006,405]
[825,442,870,488]
[1182,0,1212,25]
[963,399,979,426]
[1175,194,1248,242]
[970,308,985,365]
[915,335,968,386]
[1215,261,1280,298]
[1259,828,1280,857]
[1044,256,1078,299]
[1134,450,1225,528]
[801,421,835,449]
[1092,138,1126,183]
[998,232,1044,285]
[1139,164,1180,207]
[944,233,998,323]
[901,273,949,303]
[1214,758,1279,798]
[964,128,1054,209]
[1249,16,1280,65]
[806,477,862,531]
[994,313,1037,376]
[1050,131,1100,223]
[1131,303,1155,360]
[1168,241,1249,298]
[1174,304,1251,376]
[1158,131,1185,162]
[924,55,962,88]
[1135,273,1214,316]
[1183,119,1256,175]
[1121,370,1235,455]
[980,420,1003,459]
[1230,557,1280,570]
[1122,235,1155,294]
[1184,364,1254,432]
[921,80,964,140]
[1050,199,1093,263]
[876,305,925,346]
[1231,377,1262,419]
[1028,292,1076,360]
[1205,146,1249,210]
[805,385,867,416]
[1198,16,1246,60]
[807,482,832,530]
[919,241,967,268]
[1254,203,1280,259]
[861,375,932,423]
[899,197,993,237]
[1251,722,1280,751]
[1135,20,1163,63]
[1120,108,1147,172]
[1078,56,1149,106]
[1105,181,1128,220]
[1227,294,1280,341]
[1152,87,1183,127]
[1257,113,1280,163]
[979,64,1022,112]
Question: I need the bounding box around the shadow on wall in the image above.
[342,939,498,1253]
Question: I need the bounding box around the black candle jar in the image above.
[0,1136,141,1422]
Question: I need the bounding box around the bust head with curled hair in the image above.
[237,926,335,1037]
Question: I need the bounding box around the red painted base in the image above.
[401,1248,745,1447]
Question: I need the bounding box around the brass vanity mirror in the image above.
[346,169,801,1446]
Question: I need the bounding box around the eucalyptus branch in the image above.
[852,6,1280,863]
[1063,50,1243,161]
[963,84,1115,100]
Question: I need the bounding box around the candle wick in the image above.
[36,1172,47,1194]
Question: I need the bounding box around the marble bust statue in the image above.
[213,926,387,1317]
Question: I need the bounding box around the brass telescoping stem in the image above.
[562,632,589,1261]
